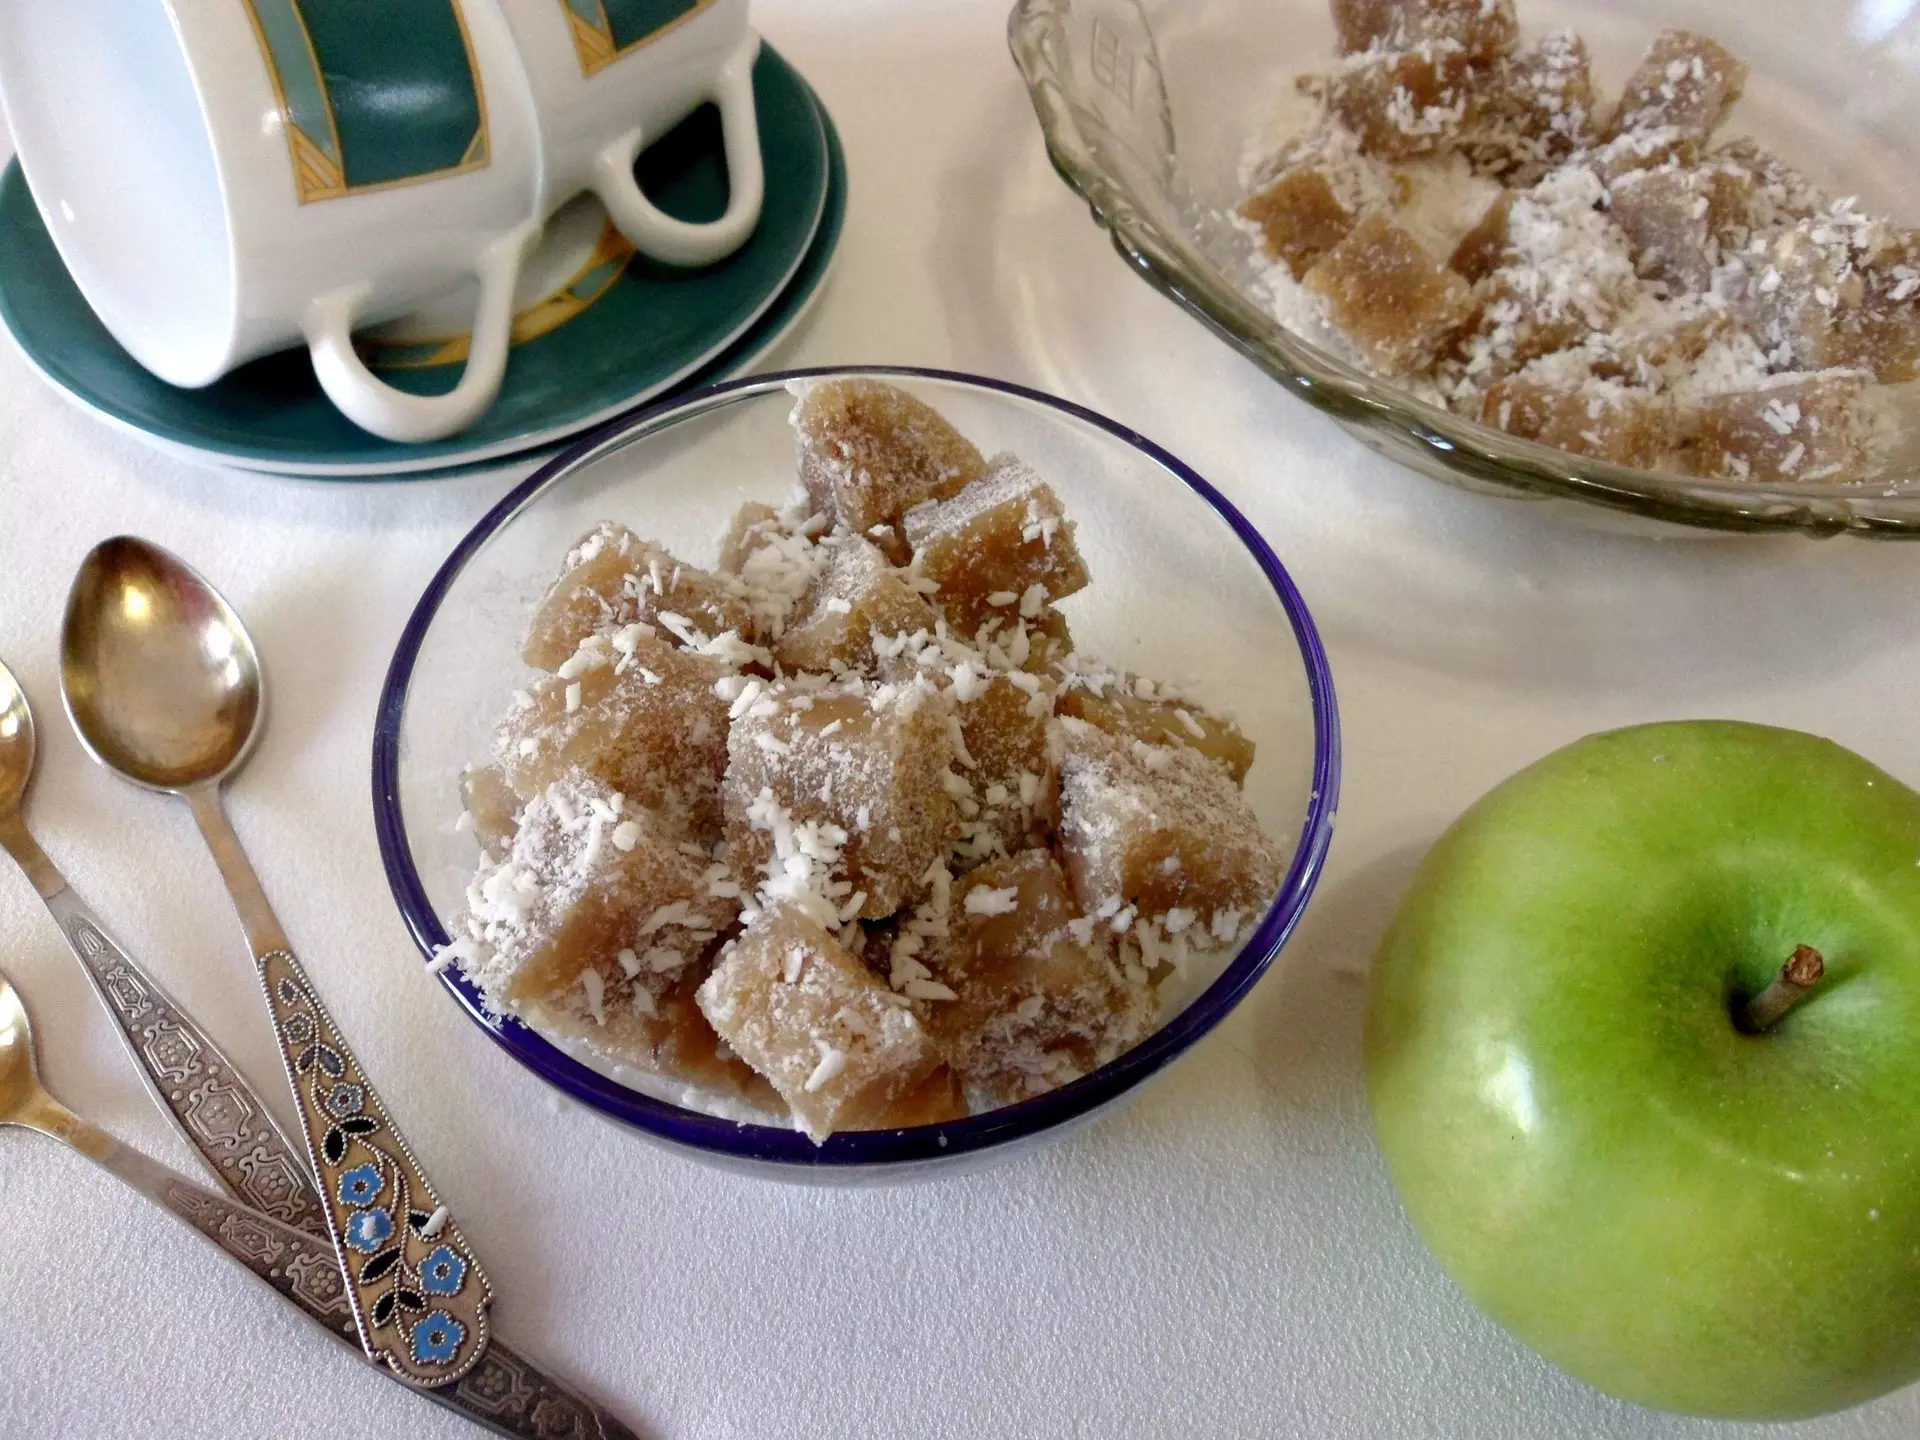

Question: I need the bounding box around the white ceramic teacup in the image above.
[0,0,543,442]
[500,0,765,267]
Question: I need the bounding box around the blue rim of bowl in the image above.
[372,365,1342,1168]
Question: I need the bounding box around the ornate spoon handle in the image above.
[23,1097,637,1439]
[0,816,327,1234]
[188,786,492,1387]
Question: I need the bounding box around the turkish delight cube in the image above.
[723,677,956,919]
[1607,163,1753,293]
[773,535,938,677]
[717,501,783,574]
[901,454,1091,634]
[1606,30,1747,155]
[1837,236,1920,384]
[1313,46,1475,162]
[924,849,1153,1107]
[1480,374,1676,468]
[1055,719,1282,934]
[696,903,939,1142]
[1448,189,1514,282]
[493,629,731,840]
[1239,168,1360,280]
[1305,212,1473,375]
[461,771,739,1063]
[792,379,988,545]
[522,524,754,670]
[461,763,520,859]
[951,671,1056,865]
[1731,219,1868,372]
[1330,0,1516,61]
[1054,674,1255,784]
[1712,139,1828,239]
[645,968,782,1112]
[1462,31,1597,184]
[867,1065,970,1127]
[1690,374,1869,483]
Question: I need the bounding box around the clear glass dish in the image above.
[1010,0,1920,536]
[372,367,1340,1183]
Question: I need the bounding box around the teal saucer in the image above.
[371,97,845,483]
[0,46,832,478]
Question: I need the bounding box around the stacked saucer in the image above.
[0,46,843,480]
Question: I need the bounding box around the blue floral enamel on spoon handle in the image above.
[14,1067,637,1438]
[188,785,493,1388]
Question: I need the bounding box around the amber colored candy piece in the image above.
[1329,0,1516,61]
[1305,212,1473,375]
[867,1065,970,1128]
[1448,190,1514,282]
[773,535,937,677]
[1839,236,1920,384]
[926,850,1153,1108]
[463,772,740,1070]
[902,454,1091,635]
[1480,375,1675,469]
[1691,374,1869,483]
[718,501,783,574]
[1316,47,1475,162]
[1055,720,1282,930]
[951,672,1056,864]
[1607,164,1753,293]
[723,678,956,919]
[461,762,520,859]
[1463,31,1597,184]
[1733,221,1866,373]
[645,968,783,1112]
[523,524,754,670]
[1712,139,1828,236]
[1239,168,1360,280]
[1055,679,1255,785]
[1606,30,1747,155]
[792,379,988,544]
[696,903,939,1143]
[493,628,731,841]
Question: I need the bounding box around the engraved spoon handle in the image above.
[15,1099,640,1439]
[0,813,330,1235]
[186,786,492,1388]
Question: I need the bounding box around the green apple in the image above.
[1367,721,1920,1420]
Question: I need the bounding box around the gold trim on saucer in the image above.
[363,218,638,369]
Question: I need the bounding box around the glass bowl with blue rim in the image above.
[373,366,1340,1182]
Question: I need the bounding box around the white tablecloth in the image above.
[5,4,1920,1436]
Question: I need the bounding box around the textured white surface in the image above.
[4,3,1920,1436]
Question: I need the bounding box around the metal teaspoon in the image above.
[0,654,329,1233]
[60,536,492,1388]
[0,961,641,1438]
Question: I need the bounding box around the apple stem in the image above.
[1741,946,1825,1034]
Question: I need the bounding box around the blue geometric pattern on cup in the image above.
[242,0,490,202]
[560,0,715,75]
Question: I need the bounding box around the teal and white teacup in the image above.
[0,0,543,442]
[499,0,765,266]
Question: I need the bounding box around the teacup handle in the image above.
[304,221,539,444]
[591,31,765,267]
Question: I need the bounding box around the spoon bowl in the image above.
[0,970,37,1124]
[61,537,262,793]
[0,658,35,817]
